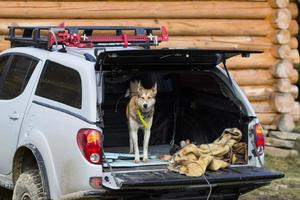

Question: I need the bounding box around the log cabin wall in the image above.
[0,0,298,131]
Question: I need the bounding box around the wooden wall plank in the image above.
[0,1,282,19]
[158,36,271,51]
[0,0,270,1]
[230,69,274,86]
[0,19,273,36]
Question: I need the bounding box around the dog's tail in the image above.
[125,80,140,98]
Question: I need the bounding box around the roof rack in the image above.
[5,23,169,50]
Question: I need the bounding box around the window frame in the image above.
[0,53,40,100]
[0,54,12,90]
[35,60,83,109]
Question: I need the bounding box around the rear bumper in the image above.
[62,166,283,200]
[72,180,272,200]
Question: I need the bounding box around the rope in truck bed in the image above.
[168,128,247,177]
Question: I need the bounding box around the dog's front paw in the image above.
[134,159,140,163]
[143,157,148,162]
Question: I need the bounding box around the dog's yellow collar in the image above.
[137,108,150,129]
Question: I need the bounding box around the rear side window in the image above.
[0,55,38,99]
[35,61,82,109]
[0,55,9,79]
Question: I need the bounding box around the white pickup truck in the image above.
[0,25,283,200]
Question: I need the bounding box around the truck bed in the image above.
[102,145,283,198]
[103,144,282,188]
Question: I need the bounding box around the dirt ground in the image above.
[240,125,300,200]
[240,154,300,200]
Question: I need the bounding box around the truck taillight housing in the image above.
[254,123,265,155]
[77,129,102,165]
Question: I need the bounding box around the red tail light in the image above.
[254,123,265,149]
[77,129,102,165]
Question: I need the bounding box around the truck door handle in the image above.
[9,112,20,120]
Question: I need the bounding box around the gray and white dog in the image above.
[126,81,157,162]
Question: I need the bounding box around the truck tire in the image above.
[12,170,47,200]
[0,187,13,200]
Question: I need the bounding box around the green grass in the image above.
[240,155,300,200]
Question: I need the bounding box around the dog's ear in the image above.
[152,82,157,96]
[137,81,143,95]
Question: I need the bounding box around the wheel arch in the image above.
[13,144,51,199]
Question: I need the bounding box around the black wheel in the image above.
[0,187,13,200]
[12,170,47,200]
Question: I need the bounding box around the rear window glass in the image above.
[0,55,9,79]
[35,61,82,109]
[1,55,38,99]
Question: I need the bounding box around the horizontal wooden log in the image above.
[270,8,292,30]
[288,20,299,36]
[262,124,278,130]
[271,44,291,59]
[226,52,277,69]
[265,146,298,158]
[0,1,291,20]
[271,92,295,113]
[289,37,298,49]
[0,36,271,52]
[242,83,298,102]
[265,137,296,149]
[272,59,293,78]
[276,114,295,131]
[291,85,299,99]
[268,0,289,8]
[271,29,291,44]
[274,78,292,93]
[259,112,297,128]
[289,3,299,19]
[0,1,294,20]
[241,86,274,101]
[0,19,274,36]
[292,102,300,122]
[230,69,274,86]
[257,113,277,125]
[251,101,274,113]
[269,130,300,140]
[0,39,9,51]
[158,36,271,51]
[242,84,298,103]
[289,69,299,84]
[251,92,297,113]
[288,49,300,64]
[0,0,270,1]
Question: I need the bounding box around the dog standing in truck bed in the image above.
[126,81,157,163]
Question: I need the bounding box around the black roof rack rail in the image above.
[5,24,169,50]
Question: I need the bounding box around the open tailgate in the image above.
[103,166,283,190]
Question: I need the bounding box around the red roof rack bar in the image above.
[5,24,169,50]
